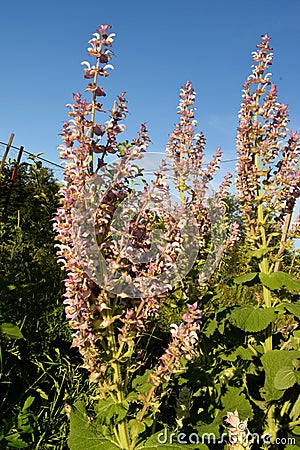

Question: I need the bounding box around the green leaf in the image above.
[95,398,128,423]
[274,366,297,390]
[68,401,120,450]
[261,350,300,401]
[132,370,151,390]
[248,248,270,258]
[234,272,257,285]
[132,370,152,394]
[202,317,218,337]
[0,323,24,340]
[128,419,146,441]
[22,396,34,411]
[221,386,253,421]
[95,398,114,422]
[235,346,255,360]
[285,303,300,320]
[291,426,300,435]
[107,402,128,423]
[230,306,275,332]
[5,433,28,448]
[126,392,138,402]
[259,272,300,291]
[294,371,300,385]
[290,395,300,421]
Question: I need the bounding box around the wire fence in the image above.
[0,140,64,180]
[0,136,239,180]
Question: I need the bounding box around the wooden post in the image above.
[3,146,24,214]
[0,133,15,173]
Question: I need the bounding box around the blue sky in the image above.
[1,0,300,184]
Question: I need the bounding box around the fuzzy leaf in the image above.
[128,419,146,441]
[294,371,300,385]
[274,366,297,390]
[95,398,114,421]
[261,350,300,401]
[259,272,300,291]
[221,386,253,420]
[234,272,257,285]
[230,306,275,332]
[68,401,120,450]
[285,302,300,320]
[94,398,128,423]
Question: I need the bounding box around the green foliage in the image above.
[261,350,300,401]
[0,159,90,448]
[221,387,253,420]
[0,323,24,340]
[259,272,300,291]
[230,306,275,332]
[0,396,36,448]
[68,401,121,450]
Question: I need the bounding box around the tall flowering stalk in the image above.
[166,81,239,290]
[53,25,213,449]
[235,34,300,352]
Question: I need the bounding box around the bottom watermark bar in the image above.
[157,428,296,446]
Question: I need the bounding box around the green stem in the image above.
[106,310,131,450]
[255,151,272,353]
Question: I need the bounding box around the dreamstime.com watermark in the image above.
[156,427,296,446]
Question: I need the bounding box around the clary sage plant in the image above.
[54,26,300,449]
[53,24,232,450]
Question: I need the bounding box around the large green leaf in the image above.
[0,323,24,340]
[68,401,120,450]
[230,306,275,332]
[221,386,253,421]
[261,350,300,401]
[259,272,300,291]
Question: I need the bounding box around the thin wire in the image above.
[0,141,63,169]
[0,141,238,169]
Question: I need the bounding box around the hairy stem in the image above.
[106,310,131,449]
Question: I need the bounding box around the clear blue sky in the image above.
[1,0,300,183]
